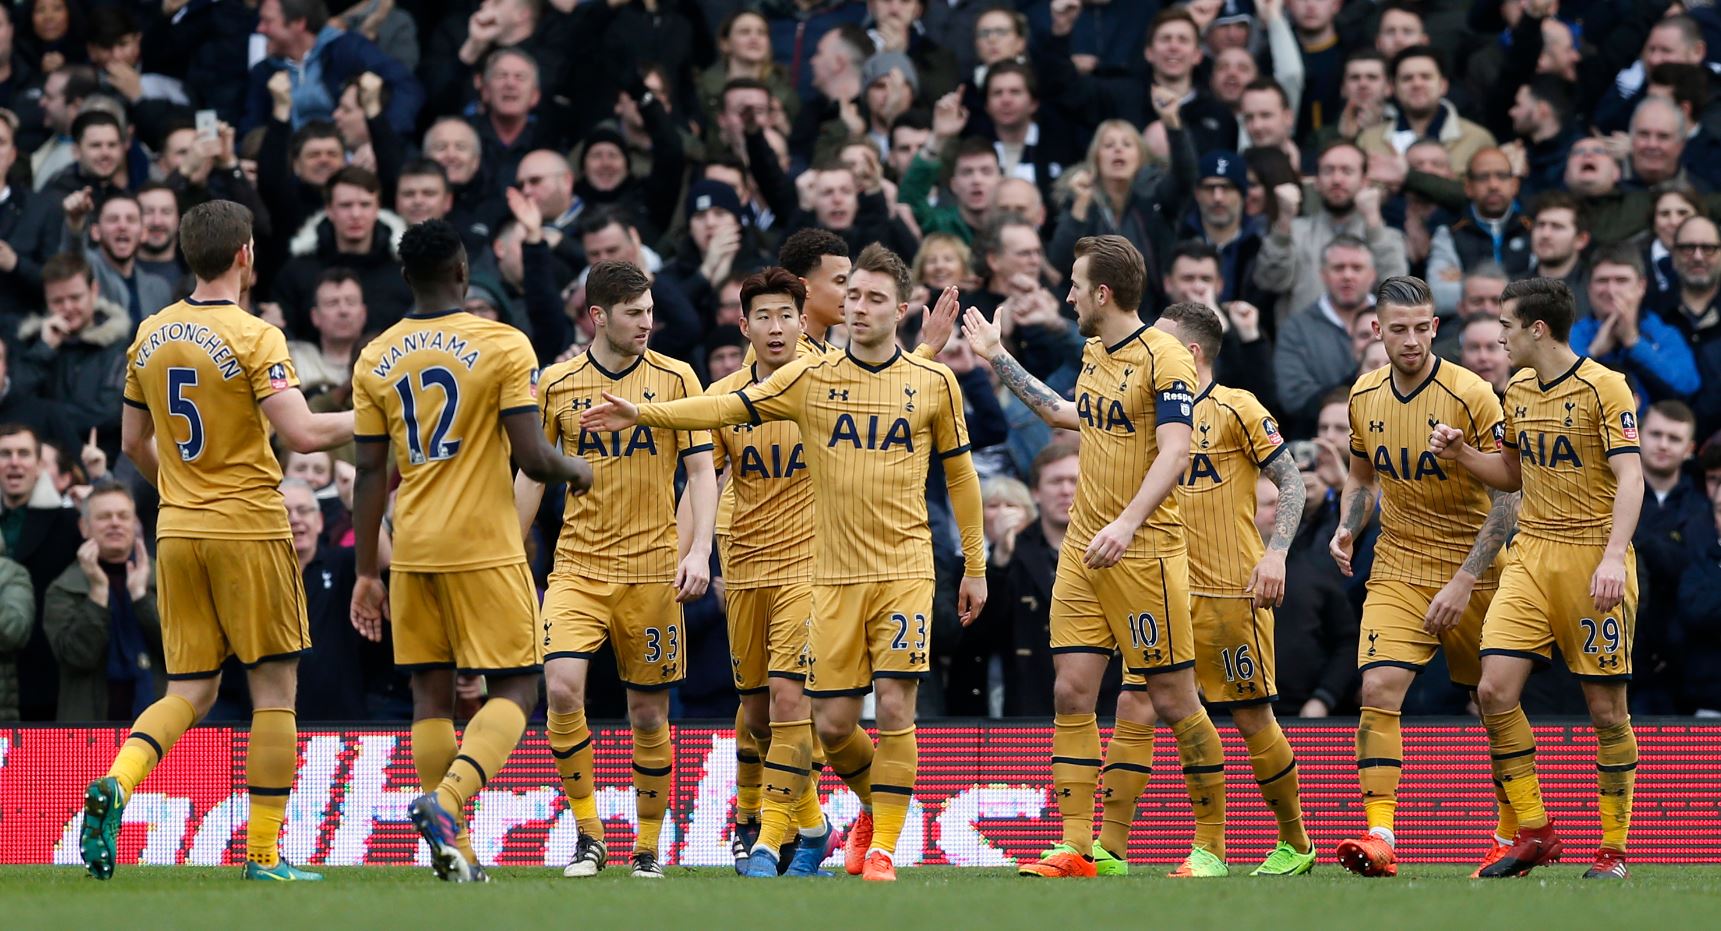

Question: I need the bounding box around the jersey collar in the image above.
[1390,357,1440,404]
[184,296,237,307]
[404,307,463,319]
[1537,357,1583,392]
[846,345,901,372]
[1192,381,1216,405]
[588,351,644,381]
[1105,324,1148,355]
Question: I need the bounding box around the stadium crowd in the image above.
[2,0,1721,726]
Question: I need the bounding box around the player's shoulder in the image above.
[1573,357,1631,394]
[708,365,754,394]
[1504,367,1538,400]
[1209,383,1269,417]
[1349,364,1391,399]
[641,348,700,384]
[540,352,594,391]
[1135,324,1195,366]
[1437,357,1491,394]
[899,347,957,381]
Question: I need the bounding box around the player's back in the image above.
[124,299,297,540]
[352,310,541,571]
[1068,324,1197,558]
[1177,384,1285,595]
[1503,358,1638,546]
[1348,358,1504,588]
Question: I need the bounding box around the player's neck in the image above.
[848,334,896,365]
[1195,366,1213,394]
[1096,308,1143,347]
[1530,343,1580,383]
[188,273,244,305]
[589,339,641,373]
[1388,355,1435,394]
[805,316,833,342]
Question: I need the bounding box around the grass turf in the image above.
[5,865,1720,929]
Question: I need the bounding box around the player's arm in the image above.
[1429,422,1520,491]
[911,285,961,358]
[1593,451,1644,613]
[1330,451,1379,577]
[260,388,355,452]
[943,449,989,624]
[349,437,391,641]
[1085,421,1192,569]
[583,389,757,433]
[674,450,718,603]
[1426,488,1521,634]
[120,402,159,488]
[504,410,594,488]
[1251,453,1305,608]
[962,307,1079,430]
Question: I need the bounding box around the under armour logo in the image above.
[661,663,677,678]
[1427,414,1438,430]
[765,784,795,797]
[1366,630,1379,657]
[829,389,849,400]
[732,423,755,432]
[1514,405,1528,418]
[637,789,659,798]
[571,397,593,410]
[1083,363,1096,375]
[909,651,927,665]
[1057,788,1073,798]
[1369,420,1385,432]
[1102,787,1114,798]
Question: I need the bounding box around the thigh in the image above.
[807,584,871,698]
[390,570,454,670]
[1546,543,1638,681]
[1440,584,1493,690]
[1091,553,1195,677]
[1049,555,1114,658]
[866,578,937,682]
[725,585,771,695]
[611,583,684,691]
[1479,541,1556,665]
[1359,579,1442,675]
[1192,596,1276,708]
[766,582,814,682]
[155,538,227,679]
[208,539,309,668]
[445,562,541,675]
[542,575,614,662]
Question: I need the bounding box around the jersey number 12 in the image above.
[394,367,463,464]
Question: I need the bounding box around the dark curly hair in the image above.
[398,219,466,290]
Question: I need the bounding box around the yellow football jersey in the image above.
[538,349,711,583]
[719,331,831,538]
[1178,384,1286,596]
[1348,358,1505,588]
[1502,358,1638,546]
[1068,325,1198,559]
[123,298,298,540]
[351,309,539,572]
[637,347,974,583]
[709,363,814,588]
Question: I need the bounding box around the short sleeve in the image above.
[1152,344,1198,427]
[1500,385,1519,450]
[1596,371,1640,455]
[537,361,566,447]
[932,366,971,459]
[246,323,299,401]
[1347,389,1367,458]
[1467,378,1506,453]
[1236,393,1287,466]
[123,350,145,409]
[498,332,539,417]
[352,367,387,442]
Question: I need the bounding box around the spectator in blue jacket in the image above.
[1572,242,1700,405]
[243,0,422,137]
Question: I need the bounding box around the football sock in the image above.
[1052,713,1101,857]
[1245,720,1310,853]
[107,693,198,800]
[1097,718,1154,857]
[868,726,917,856]
[631,723,673,855]
[756,719,814,852]
[1356,706,1403,833]
[1491,765,1520,842]
[435,697,526,816]
[1595,718,1637,851]
[795,757,828,836]
[1482,706,1547,829]
[245,708,297,867]
[734,706,763,824]
[1172,710,1228,859]
[547,708,602,839]
[411,717,476,863]
[823,725,874,810]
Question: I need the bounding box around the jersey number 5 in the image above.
[167,367,204,461]
[394,367,463,464]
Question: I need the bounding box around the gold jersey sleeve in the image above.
[351,311,539,572]
[647,347,970,584]
[1347,359,1505,588]
[708,364,815,588]
[1502,358,1637,546]
[1178,385,1287,596]
[538,350,712,583]
[123,299,298,540]
[1066,325,1197,559]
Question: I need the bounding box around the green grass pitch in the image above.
[5,865,1720,929]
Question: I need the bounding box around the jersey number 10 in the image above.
[394,368,463,465]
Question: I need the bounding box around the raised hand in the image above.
[961,306,1005,361]
[918,286,961,354]
[581,391,641,433]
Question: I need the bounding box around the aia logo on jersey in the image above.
[1620,412,1638,442]
[268,363,289,390]
[529,368,541,398]
[1263,418,1283,446]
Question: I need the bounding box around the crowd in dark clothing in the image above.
[5,0,1721,723]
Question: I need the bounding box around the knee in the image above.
[1231,705,1272,738]
[1475,677,1513,715]
[1052,676,1095,716]
[1114,689,1155,726]
[874,692,915,731]
[627,695,668,731]
[1359,676,1404,712]
[767,690,804,725]
[1144,674,1199,722]
[545,674,585,713]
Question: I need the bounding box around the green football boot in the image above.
[1092,843,1129,876]
[1251,841,1317,876]
[79,777,126,881]
[1167,846,1229,878]
[242,858,325,881]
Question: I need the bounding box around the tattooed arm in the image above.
[1424,488,1521,634]
[1328,450,1379,577]
[1249,453,1307,607]
[962,307,1081,430]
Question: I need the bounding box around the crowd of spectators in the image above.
[4,0,1721,723]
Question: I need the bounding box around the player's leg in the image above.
[1444,587,1518,872]
[236,658,317,880]
[1580,681,1635,878]
[624,687,674,877]
[807,583,878,875]
[857,580,934,883]
[407,669,482,869]
[1145,667,1229,877]
[613,584,685,878]
[727,585,773,868]
[1092,682,1155,874]
[392,572,481,871]
[1233,704,1314,875]
[541,576,610,875]
[752,582,826,876]
[734,693,770,825]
